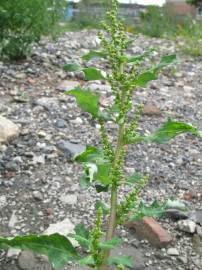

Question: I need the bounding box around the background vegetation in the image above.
[0,0,66,60]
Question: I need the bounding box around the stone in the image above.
[5,161,18,171]
[167,248,179,256]
[56,140,85,161]
[0,195,7,209]
[189,210,202,225]
[0,116,19,143]
[165,209,189,220]
[15,72,26,79]
[193,235,202,255]
[18,250,36,270]
[111,246,145,270]
[126,217,172,248]
[85,83,111,93]
[33,191,43,201]
[32,154,45,165]
[7,248,21,258]
[178,219,196,234]
[143,104,161,116]
[196,225,202,237]
[60,194,78,205]
[43,218,77,246]
[55,119,67,128]
[8,211,18,228]
[56,80,80,91]
[34,97,59,111]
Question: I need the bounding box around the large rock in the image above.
[18,250,36,270]
[43,218,78,247]
[56,140,85,161]
[0,116,19,143]
[111,246,145,270]
[178,219,196,234]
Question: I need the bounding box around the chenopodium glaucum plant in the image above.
[0,0,201,270]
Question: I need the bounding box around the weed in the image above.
[0,1,200,269]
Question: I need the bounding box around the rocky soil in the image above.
[0,30,202,270]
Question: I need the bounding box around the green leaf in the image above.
[145,119,199,144]
[79,255,94,267]
[127,48,154,63]
[130,201,166,221]
[134,71,157,87]
[95,200,109,214]
[69,234,90,249]
[165,199,187,211]
[126,172,144,185]
[63,63,81,72]
[82,50,106,61]
[108,256,134,268]
[95,161,111,185]
[154,54,176,72]
[95,184,109,193]
[83,68,106,81]
[67,88,99,118]
[0,234,78,269]
[99,237,122,250]
[125,120,200,145]
[75,145,102,163]
[79,174,91,189]
[75,224,89,240]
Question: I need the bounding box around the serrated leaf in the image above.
[0,234,78,269]
[108,256,134,268]
[64,63,81,72]
[126,172,144,185]
[145,119,199,144]
[95,200,109,214]
[75,145,102,163]
[83,68,106,81]
[67,88,99,118]
[82,50,106,61]
[99,237,122,250]
[134,71,157,87]
[79,255,94,267]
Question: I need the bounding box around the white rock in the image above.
[7,248,21,258]
[167,248,179,256]
[44,218,78,247]
[0,116,19,143]
[178,219,196,234]
[0,195,7,209]
[8,211,18,228]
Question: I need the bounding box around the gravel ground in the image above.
[0,30,201,270]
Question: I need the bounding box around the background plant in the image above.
[0,0,66,60]
[0,0,201,269]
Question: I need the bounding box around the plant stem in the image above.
[100,124,124,270]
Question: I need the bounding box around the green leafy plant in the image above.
[0,1,201,269]
[0,0,66,60]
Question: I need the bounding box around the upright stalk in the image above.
[101,63,125,269]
